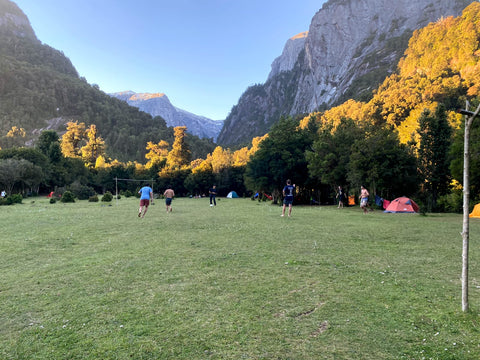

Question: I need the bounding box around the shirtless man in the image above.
[359,185,370,214]
[164,187,175,212]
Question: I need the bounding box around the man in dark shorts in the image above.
[164,187,175,212]
[281,179,295,217]
[138,184,153,218]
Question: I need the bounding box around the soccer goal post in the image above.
[113,177,154,205]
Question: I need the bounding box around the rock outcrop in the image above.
[217,0,474,146]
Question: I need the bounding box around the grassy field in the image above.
[1,196,479,359]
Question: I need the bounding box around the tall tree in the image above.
[245,117,312,201]
[166,126,190,169]
[347,125,418,199]
[145,140,169,169]
[80,124,105,168]
[60,121,86,158]
[36,130,62,163]
[417,104,453,210]
[306,118,364,191]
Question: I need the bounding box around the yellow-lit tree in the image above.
[5,126,26,147]
[210,146,232,173]
[81,124,105,168]
[145,140,169,169]
[61,121,86,158]
[166,126,190,169]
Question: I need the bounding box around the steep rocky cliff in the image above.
[0,0,37,40]
[110,91,224,141]
[217,0,474,146]
[268,31,308,80]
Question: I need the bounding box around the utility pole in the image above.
[457,102,480,312]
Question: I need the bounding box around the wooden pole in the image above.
[460,102,480,312]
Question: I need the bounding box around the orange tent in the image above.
[470,203,480,218]
[348,195,355,206]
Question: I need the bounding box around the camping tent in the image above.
[384,196,419,213]
[226,191,239,198]
[470,203,480,218]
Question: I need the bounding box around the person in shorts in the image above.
[138,185,153,218]
[164,187,175,212]
[281,179,295,217]
[359,185,370,214]
[209,185,217,207]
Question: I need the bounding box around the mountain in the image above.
[217,0,474,146]
[0,0,215,162]
[109,91,223,142]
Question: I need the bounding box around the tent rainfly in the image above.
[470,203,480,218]
[226,191,239,198]
[384,196,419,213]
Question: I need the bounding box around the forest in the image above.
[1,2,480,212]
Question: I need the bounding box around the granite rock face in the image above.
[110,91,223,141]
[292,0,472,113]
[217,0,473,146]
[268,31,308,80]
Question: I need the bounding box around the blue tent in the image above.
[227,191,239,198]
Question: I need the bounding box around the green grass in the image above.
[1,197,479,359]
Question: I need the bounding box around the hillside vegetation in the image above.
[0,0,214,162]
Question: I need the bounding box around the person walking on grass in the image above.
[209,185,217,207]
[164,186,175,212]
[281,179,295,217]
[336,185,345,208]
[138,184,153,218]
[359,185,371,214]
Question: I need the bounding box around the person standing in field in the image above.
[281,179,295,217]
[336,186,345,208]
[209,185,217,207]
[359,185,370,214]
[163,186,175,212]
[138,184,153,218]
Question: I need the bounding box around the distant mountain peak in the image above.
[290,31,308,40]
[109,91,223,141]
[130,92,166,101]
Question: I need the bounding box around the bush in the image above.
[437,191,463,213]
[101,192,113,202]
[122,190,133,198]
[68,182,96,200]
[88,195,99,202]
[5,194,23,205]
[49,198,57,204]
[60,191,75,203]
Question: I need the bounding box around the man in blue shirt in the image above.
[138,185,153,218]
[281,179,295,217]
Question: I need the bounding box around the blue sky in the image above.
[14,0,326,120]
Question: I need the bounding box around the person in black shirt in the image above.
[281,179,295,217]
[209,185,217,206]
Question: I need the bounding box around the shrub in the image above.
[49,198,57,204]
[122,190,133,198]
[101,192,113,202]
[60,191,75,203]
[6,194,23,205]
[88,195,99,202]
[437,191,463,213]
[68,182,96,200]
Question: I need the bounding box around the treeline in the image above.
[1,3,480,212]
[0,28,215,162]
